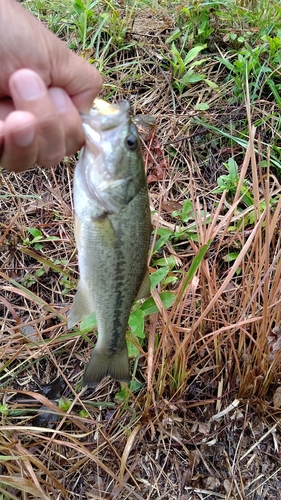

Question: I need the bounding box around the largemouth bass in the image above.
[68,99,151,387]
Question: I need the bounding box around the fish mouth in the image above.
[80,99,131,133]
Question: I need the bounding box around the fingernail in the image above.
[49,87,71,114]
[11,70,45,101]
[12,124,35,147]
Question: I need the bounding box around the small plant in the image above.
[71,0,99,49]
[71,0,134,53]
[213,157,254,206]
[213,157,240,196]
[163,42,211,93]
[170,1,216,46]
[21,266,46,288]
[22,227,59,251]
[58,397,73,412]
[218,32,281,105]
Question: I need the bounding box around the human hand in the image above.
[0,0,102,172]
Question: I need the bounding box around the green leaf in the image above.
[73,0,85,14]
[204,79,219,90]
[181,71,204,85]
[216,56,235,72]
[227,158,238,179]
[129,309,145,339]
[153,228,174,253]
[32,235,44,243]
[184,45,206,65]
[163,276,178,286]
[171,42,181,60]
[166,28,181,44]
[150,267,169,290]
[115,385,129,403]
[0,404,8,415]
[80,314,97,333]
[129,379,142,392]
[223,252,239,262]
[58,397,72,411]
[46,236,60,241]
[79,409,89,418]
[127,339,140,357]
[35,268,45,278]
[154,256,176,269]
[140,291,176,315]
[194,103,210,110]
[28,227,42,238]
[174,241,211,309]
[182,199,193,218]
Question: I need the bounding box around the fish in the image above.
[68,99,151,388]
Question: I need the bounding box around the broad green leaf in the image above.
[129,379,143,392]
[223,252,239,262]
[129,309,145,339]
[171,42,181,60]
[80,314,97,333]
[153,228,174,253]
[73,0,85,14]
[28,227,42,238]
[140,291,176,315]
[150,267,169,290]
[163,276,178,286]
[31,235,44,242]
[184,44,206,65]
[227,158,238,179]
[127,339,140,357]
[181,71,204,85]
[154,255,176,269]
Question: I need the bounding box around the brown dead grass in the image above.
[1,2,281,499]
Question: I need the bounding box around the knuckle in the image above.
[38,146,66,167]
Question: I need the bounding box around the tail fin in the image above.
[82,347,131,388]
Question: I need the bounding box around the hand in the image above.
[0,0,102,172]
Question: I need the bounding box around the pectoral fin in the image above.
[135,270,150,301]
[68,281,94,329]
[92,215,117,247]
[74,215,82,250]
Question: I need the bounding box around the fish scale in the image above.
[68,100,151,387]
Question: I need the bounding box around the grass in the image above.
[1,0,281,498]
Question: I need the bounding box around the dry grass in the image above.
[1,1,281,499]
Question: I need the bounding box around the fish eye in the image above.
[125,134,138,151]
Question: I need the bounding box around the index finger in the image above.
[46,37,103,112]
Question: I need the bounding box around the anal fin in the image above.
[68,281,94,329]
